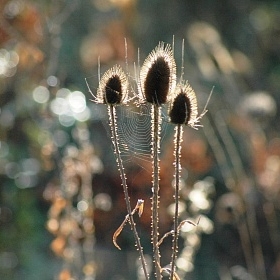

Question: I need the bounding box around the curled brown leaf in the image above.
[113,199,145,250]
[113,217,129,250]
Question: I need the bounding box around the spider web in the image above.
[86,75,171,169]
[114,103,171,168]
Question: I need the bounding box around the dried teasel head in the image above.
[169,81,199,128]
[138,42,176,105]
[96,65,129,105]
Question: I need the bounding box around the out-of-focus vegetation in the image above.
[1,0,280,279]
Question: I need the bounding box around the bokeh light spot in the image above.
[77,200,89,212]
[93,193,112,211]
[33,86,50,104]
[68,91,86,113]
[59,114,75,127]
[5,162,20,179]
[47,75,59,87]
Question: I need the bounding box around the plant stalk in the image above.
[170,124,183,279]
[108,105,149,280]
[151,105,162,279]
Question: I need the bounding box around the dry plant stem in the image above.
[170,124,183,280]
[236,218,256,277]
[202,117,256,276]
[151,105,162,280]
[108,105,149,280]
[263,201,279,256]
[215,112,267,279]
[202,116,234,190]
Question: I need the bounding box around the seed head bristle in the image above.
[169,82,198,127]
[97,65,129,105]
[139,42,176,105]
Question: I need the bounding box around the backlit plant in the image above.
[87,41,209,280]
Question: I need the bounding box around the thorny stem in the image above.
[151,105,162,280]
[108,105,149,280]
[170,124,183,280]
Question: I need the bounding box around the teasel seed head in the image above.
[97,65,129,105]
[169,82,199,128]
[139,42,176,105]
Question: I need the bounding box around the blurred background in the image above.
[1,0,280,279]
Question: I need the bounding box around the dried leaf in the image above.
[157,217,200,247]
[137,199,144,217]
[178,217,200,230]
[113,216,128,250]
[113,199,144,249]
[157,230,174,246]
